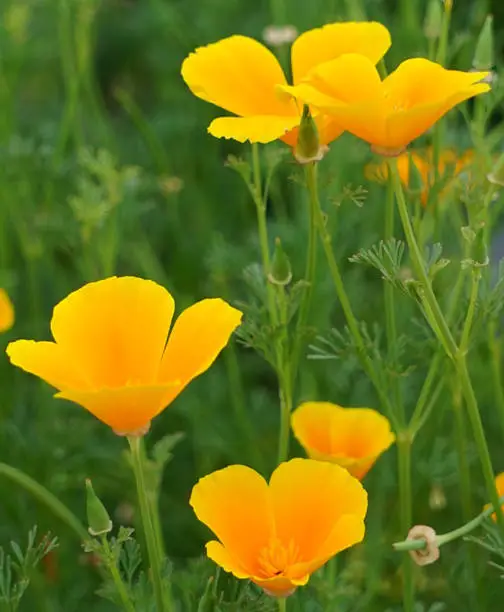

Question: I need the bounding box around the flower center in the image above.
[258,538,300,577]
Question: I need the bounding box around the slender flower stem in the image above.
[291,162,318,380]
[393,494,504,552]
[389,160,504,531]
[488,321,504,441]
[311,177,397,427]
[397,434,414,612]
[344,0,366,20]
[276,285,293,464]
[101,536,136,612]
[460,271,481,354]
[0,463,88,541]
[128,436,168,612]
[451,378,473,520]
[277,598,287,612]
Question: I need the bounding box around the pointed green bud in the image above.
[407,154,425,196]
[85,479,112,537]
[488,151,504,186]
[473,15,494,70]
[294,105,326,164]
[424,0,443,40]
[268,238,292,286]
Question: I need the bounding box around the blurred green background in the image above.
[1,0,504,610]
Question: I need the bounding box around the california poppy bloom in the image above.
[365,148,474,204]
[6,277,242,435]
[484,472,504,521]
[0,288,14,333]
[181,22,391,146]
[284,54,489,154]
[291,402,395,479]
[190,458,367,597]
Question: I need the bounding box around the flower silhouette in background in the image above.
[291,402,395,479]
[284,54,489,154]
[181,22,391,146]
[365,148,474,204]
[190,458,367,597]
[0,288,14,333]
[6,276,241,435]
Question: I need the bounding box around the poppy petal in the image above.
[0,289,14,332]
[292,22,391,84]
[50,277,175,388]
[6,340,87,390]
[269,458,367,560]
[190,465,273,575]
[160,298,242,389]
[181,35,293,117]
[206,541,250,579]
[56,383,180,433]
[209,115,301,144]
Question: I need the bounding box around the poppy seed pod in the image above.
[85,479,112,537]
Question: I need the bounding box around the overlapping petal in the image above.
[209,115,301,144]
[0,288,14,333]
[291,21,391,83]
[51,277,175,387]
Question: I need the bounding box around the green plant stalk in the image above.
[311,176,397,427]
[436,0,453,65]
[276,285,293,464]
[128,437,169,612]
[400,0,418,33]
[251,144,293,462]
[277,598,287,612]
[488,321,504,442]
[101,536,136,612]
[389,160,504,531]
[291,162,319,380]
[397,434,414,612]
[0,463,88,542]
[451,378,473,520]
[394,494,504,552]
[460,271,481,354]
[345,0,366,20]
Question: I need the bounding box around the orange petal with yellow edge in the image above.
[269,458,367,561]
[50,277,174,389]
[55,383,180,434]
[160,298,242,388]
[209,115,301,144]
[6,340,88,390]
[181,35,294,118]
[291,21,391,84]
[190,464,274,576]
[0,289,14,333]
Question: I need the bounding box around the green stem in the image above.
[488,321,504,442]
[312,179,397,426]
[451,378,473,520]
[276,285,293,464]
[101,536,136,612]
[277,598,287,612]
[390,160,504,532]
[128,437,168,612]
[0,463,88,541]
[291,162,318,379]
[460,271,480,353]
[394,494,504,552]
[384,179,403,420]
[400,0,417,33]
[344,0,366,20]
[436,0,453,66]
[397,435,414,612]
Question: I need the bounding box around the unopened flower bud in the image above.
[268,238,292,286]
[407,525,440,566]
[85,479,112,537]
[424,0,443,40]
[473,15,494,71]
[294,105,327,164]
[429,483,447,511]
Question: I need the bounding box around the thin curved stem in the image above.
[0,463,88,542]
[397,435,414,612]
[101,536,136,612]
[128,437,168,612]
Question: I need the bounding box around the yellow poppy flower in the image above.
[6,277,242,435]
[484,472,504,522]
[190,458,367,597]
[365,148,474,204]
[284,54,489,154]
[181,22,391,145]
[291,402,395,480]
[0,289,14,333]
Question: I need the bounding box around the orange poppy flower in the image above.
[291,402,395,479]
[365,148,474,204]
[181,22,391,146]
[484,472,504,521]
[0,289,14,333]
[284,54,489,154]
[190,458,367,597]
[6,277,242,435]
